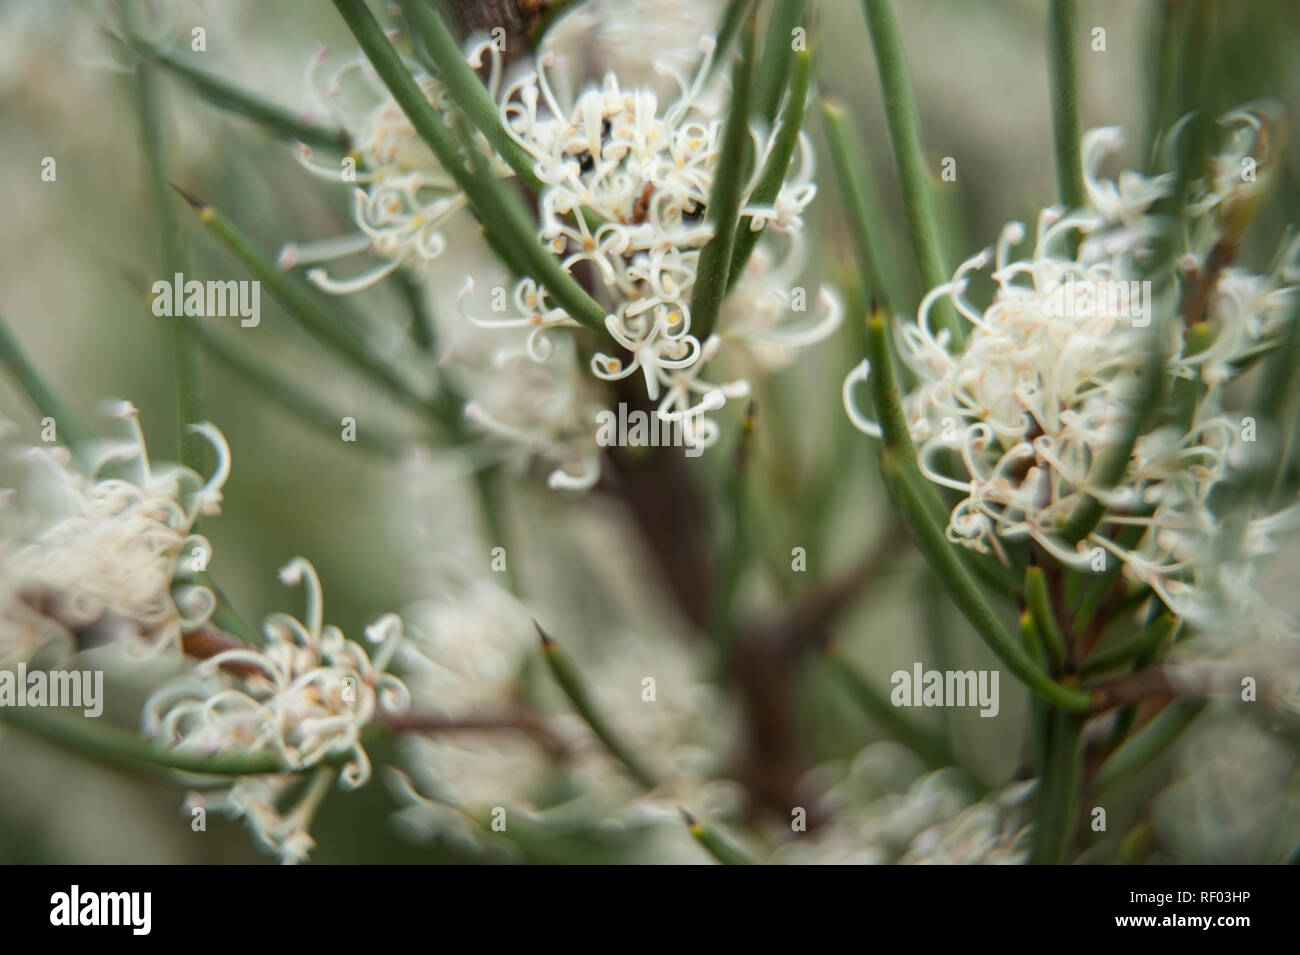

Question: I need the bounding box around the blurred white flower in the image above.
[539,0,723,93]
[282,40,509,292]
[0,403,228,662]
[457,327,606,491]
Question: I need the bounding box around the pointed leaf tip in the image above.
[170,182,207,212]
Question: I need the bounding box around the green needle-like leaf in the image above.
[681,807,756,865]
[706,0,755,80]
[199,327,412,457]
[1080,613,1176,678]
[0,313,94,465]
[1025,566,1067,670]
[126,0,205,475]
[536,622,657,788]
[398,0,542,191]
[689,19,757,340]
[821,100,902,314]
[728,48,812,289]
[860,0,960,345]
[1047,0,1084,209]
[825,653,953,769]
[1019,611,1050,777]
[178,190,428,408]
[134,40,351,152]
[1092,698,1206,793]
[0,704,288,777]
[752,0,804,127]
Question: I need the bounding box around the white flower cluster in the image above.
[285,32,839,488]
[771,742,1032,865]
[0,402,228,663]
[281,40,507,292]
[459,37,839,470]
[844,120,1299,630]
[144,557,410,863]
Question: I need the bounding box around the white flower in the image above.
[282,41,509,293]
[466,36,836,462]
[843,119,1298,630]
[0,403,229,662]
[454,326,606,491]
[145,557,410,788]
[144,558,411,864]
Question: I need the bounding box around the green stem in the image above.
[1031,708,1083,863]
[859,0,959,345]
[690,19,757,340]
[1046,0,1084,209]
